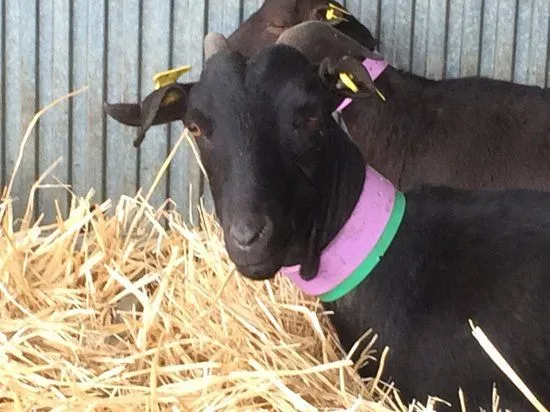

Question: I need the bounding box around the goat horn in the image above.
[276,21,382,65]
[204,32,229,60]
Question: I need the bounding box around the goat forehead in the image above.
[247,46,312,89]
[192,47,312,122]
[205,53,245,89]
[255,0,321,22]
[260,0,298,12]
[260,0,324,12]
[192,52,248,109]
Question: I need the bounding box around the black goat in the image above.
[227,0,377,57]
[111,34,549,410]
[278,21,550,191]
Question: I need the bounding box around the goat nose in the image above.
[229,218,266,248]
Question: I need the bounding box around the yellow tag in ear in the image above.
[325,1,351,22]
[328,1,351,15]
[153,65,192,90]
[338,72,387,102]
[339,72,359,93]
[375,88,387,102]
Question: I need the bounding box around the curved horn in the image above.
[276,21,382,65]
[204,32,229,60]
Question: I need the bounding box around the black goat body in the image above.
[327,185,550,409]
[106,31,550,409]
[343,69,550,191]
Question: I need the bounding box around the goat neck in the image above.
[338,66,429,185]
[375,65,432,98]
[282,164,404,301]
[283,119,380,286]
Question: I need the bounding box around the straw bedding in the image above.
[0,91,535,412]
[0,185,421,411]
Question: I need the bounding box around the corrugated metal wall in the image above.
[1,0,549,223]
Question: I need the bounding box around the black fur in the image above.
[341,66,550,191]
[180,44,549,410]
[275,20,550,192]
[327,186,550,409]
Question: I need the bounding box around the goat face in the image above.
[184,35,375,279]
[183,41,336,279]
[227,0,378,56]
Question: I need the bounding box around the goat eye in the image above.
[270,15,293,28]
[293,102,321,135]
[187,123,202,137]
[293,115,321,135]
[299,116,319,126]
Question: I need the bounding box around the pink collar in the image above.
[335,57,389,112]
[279,166,406,302]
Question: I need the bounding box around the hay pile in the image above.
[0,182,422,411]
[0,90,431,411]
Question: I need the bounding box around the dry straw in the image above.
[0,90,542,411]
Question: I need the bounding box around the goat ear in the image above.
[317,55,377,98]
[103,102,142,127]
[104,82,193,147]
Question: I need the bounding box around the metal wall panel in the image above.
[72,1,107,210]
[169,0,207,223]
[4,1,38,219]
[1,0,549,223]
[105,0,139,206]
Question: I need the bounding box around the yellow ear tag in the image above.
[325,8,348,23]
[325,2,350,22]
[153,65,192,90]
[328,1,351,15]
[339,72,387,102]
[339,72,359,93]
[375,88,387,102]
[325,8,337,20]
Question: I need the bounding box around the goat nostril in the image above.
[229,219,267,248]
